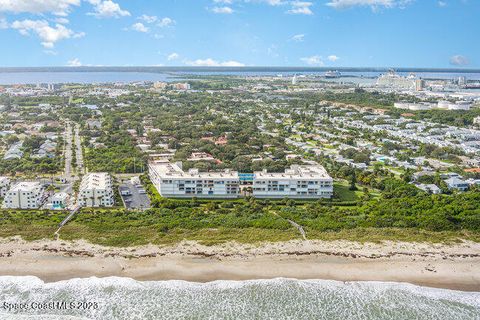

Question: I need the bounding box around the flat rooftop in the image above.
[150,161,238,180]
[80,172,112,190]
[10,181,42,192]
[254,165,332,180]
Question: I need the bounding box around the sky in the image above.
[0,0,478,68]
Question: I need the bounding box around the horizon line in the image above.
[0,66,479,73]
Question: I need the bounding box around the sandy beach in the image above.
[0,237,478,291]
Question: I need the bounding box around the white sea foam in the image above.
[0,276,478,320]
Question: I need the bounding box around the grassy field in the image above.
[333,180,380,201]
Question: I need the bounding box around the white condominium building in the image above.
[78,172,114,207]
[149,161,240,198]
[252,165,333,199]
[0,177,11,197]
[2,181,45,209]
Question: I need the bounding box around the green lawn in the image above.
[334,180,380,202]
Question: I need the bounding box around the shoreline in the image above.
[0,237,479,292]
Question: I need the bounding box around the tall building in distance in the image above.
[173,83,191,90]
[2,182,45,209]
[457,76,467,86]
[252,165,333,199]
[415,79,425,91]
[153,81,168,90]
[77,172,114,207]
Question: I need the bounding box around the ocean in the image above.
[0,277,478,320]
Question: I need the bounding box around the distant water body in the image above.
[0,72,173,85]
[0,67,479,85]
[0,277,478,320]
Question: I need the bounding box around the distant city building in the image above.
[78,172,114,207]
[437,100,472,110]
[252,165,333,199]
[173,83,191,90]
[394,102,432,111]
[2,182,45,209]
[153,81,168,89]
[149,161,240,198]
[415,79,425,91]
[457,76,467,86]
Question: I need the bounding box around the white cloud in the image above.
[0,18,8,29]
[55,17,70,24]
[449,55,469,66]
[138,14,157,23]
[326,0,413,10]
[44,49,58,55]
[87,0,130,18]
[0,0,80,16]
[328,55,339,62]
[291,34,305,42]
[186,58,245,67]
[67,58,82,66]
[246,0,286,5]
[300,55,324,65]
[287,1,313,15]
[214,0,233,3]
[263,0,286,5]
[438,1,446,7]
[211,6,234,14]
[131,22,148,33]
[167,53,179,61]
[11,19,84,48]
[158,17,175,27]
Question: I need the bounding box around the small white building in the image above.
[0,177,11,197]
[2,182,45,209]
[252,165,333,199]
[50,192,70,210]
[77,172,114,207]
[149,161,240,198]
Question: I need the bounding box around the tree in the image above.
[349,172,358,191]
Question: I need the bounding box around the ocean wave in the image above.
[0,276,478,320]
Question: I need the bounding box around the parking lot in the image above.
[119,180,151,210]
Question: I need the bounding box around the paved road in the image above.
[64,122,73,180]
[119,181,151,210]
[74,123,85,175]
